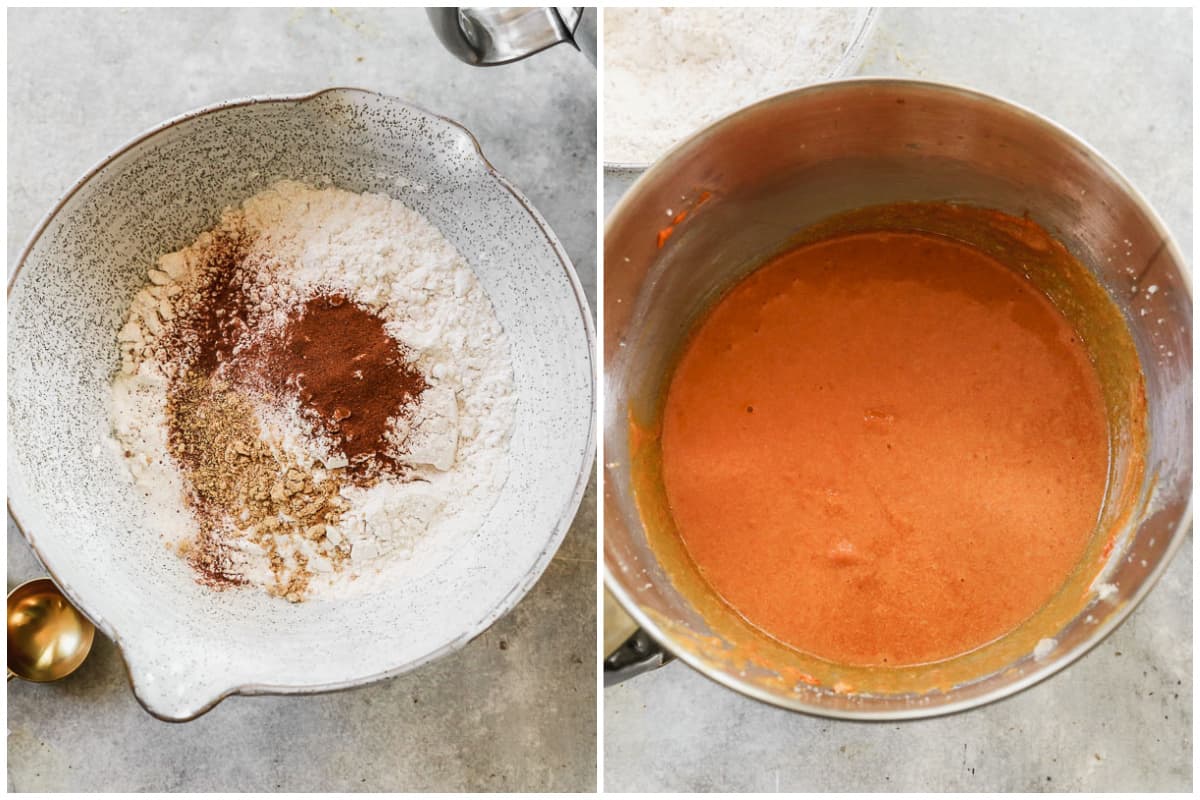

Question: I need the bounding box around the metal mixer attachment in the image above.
[427,7,595,67]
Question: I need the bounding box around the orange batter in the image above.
[660,231,1110,667]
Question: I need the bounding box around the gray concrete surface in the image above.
[603,7,1192,793]
[8,8,596,793]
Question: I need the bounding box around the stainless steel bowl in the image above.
[603,79,1191,719]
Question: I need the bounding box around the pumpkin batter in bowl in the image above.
[660,227,1111,668]
[627,201,1149,696]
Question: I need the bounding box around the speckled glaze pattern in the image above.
[8,88,596,721]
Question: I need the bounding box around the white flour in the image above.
[604,7,865,164]
[110,181,516,599]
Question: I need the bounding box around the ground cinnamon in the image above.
[235,293,428,482]
[161,225,258,378]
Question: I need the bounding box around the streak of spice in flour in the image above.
[160,224,270,588]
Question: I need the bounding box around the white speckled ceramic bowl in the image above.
[8,88,595,721]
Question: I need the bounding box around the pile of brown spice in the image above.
[233,293,429,483]
[166,375,349,601]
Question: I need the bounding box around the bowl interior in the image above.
[8,89,595,719]
[603,80,1191,717]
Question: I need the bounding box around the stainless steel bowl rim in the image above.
[604,76,1192,721]
[9,87,597,721]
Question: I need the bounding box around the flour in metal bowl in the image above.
[109,181,516,601]
[604,7,867,165]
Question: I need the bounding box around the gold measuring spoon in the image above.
[7,577,95,682]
